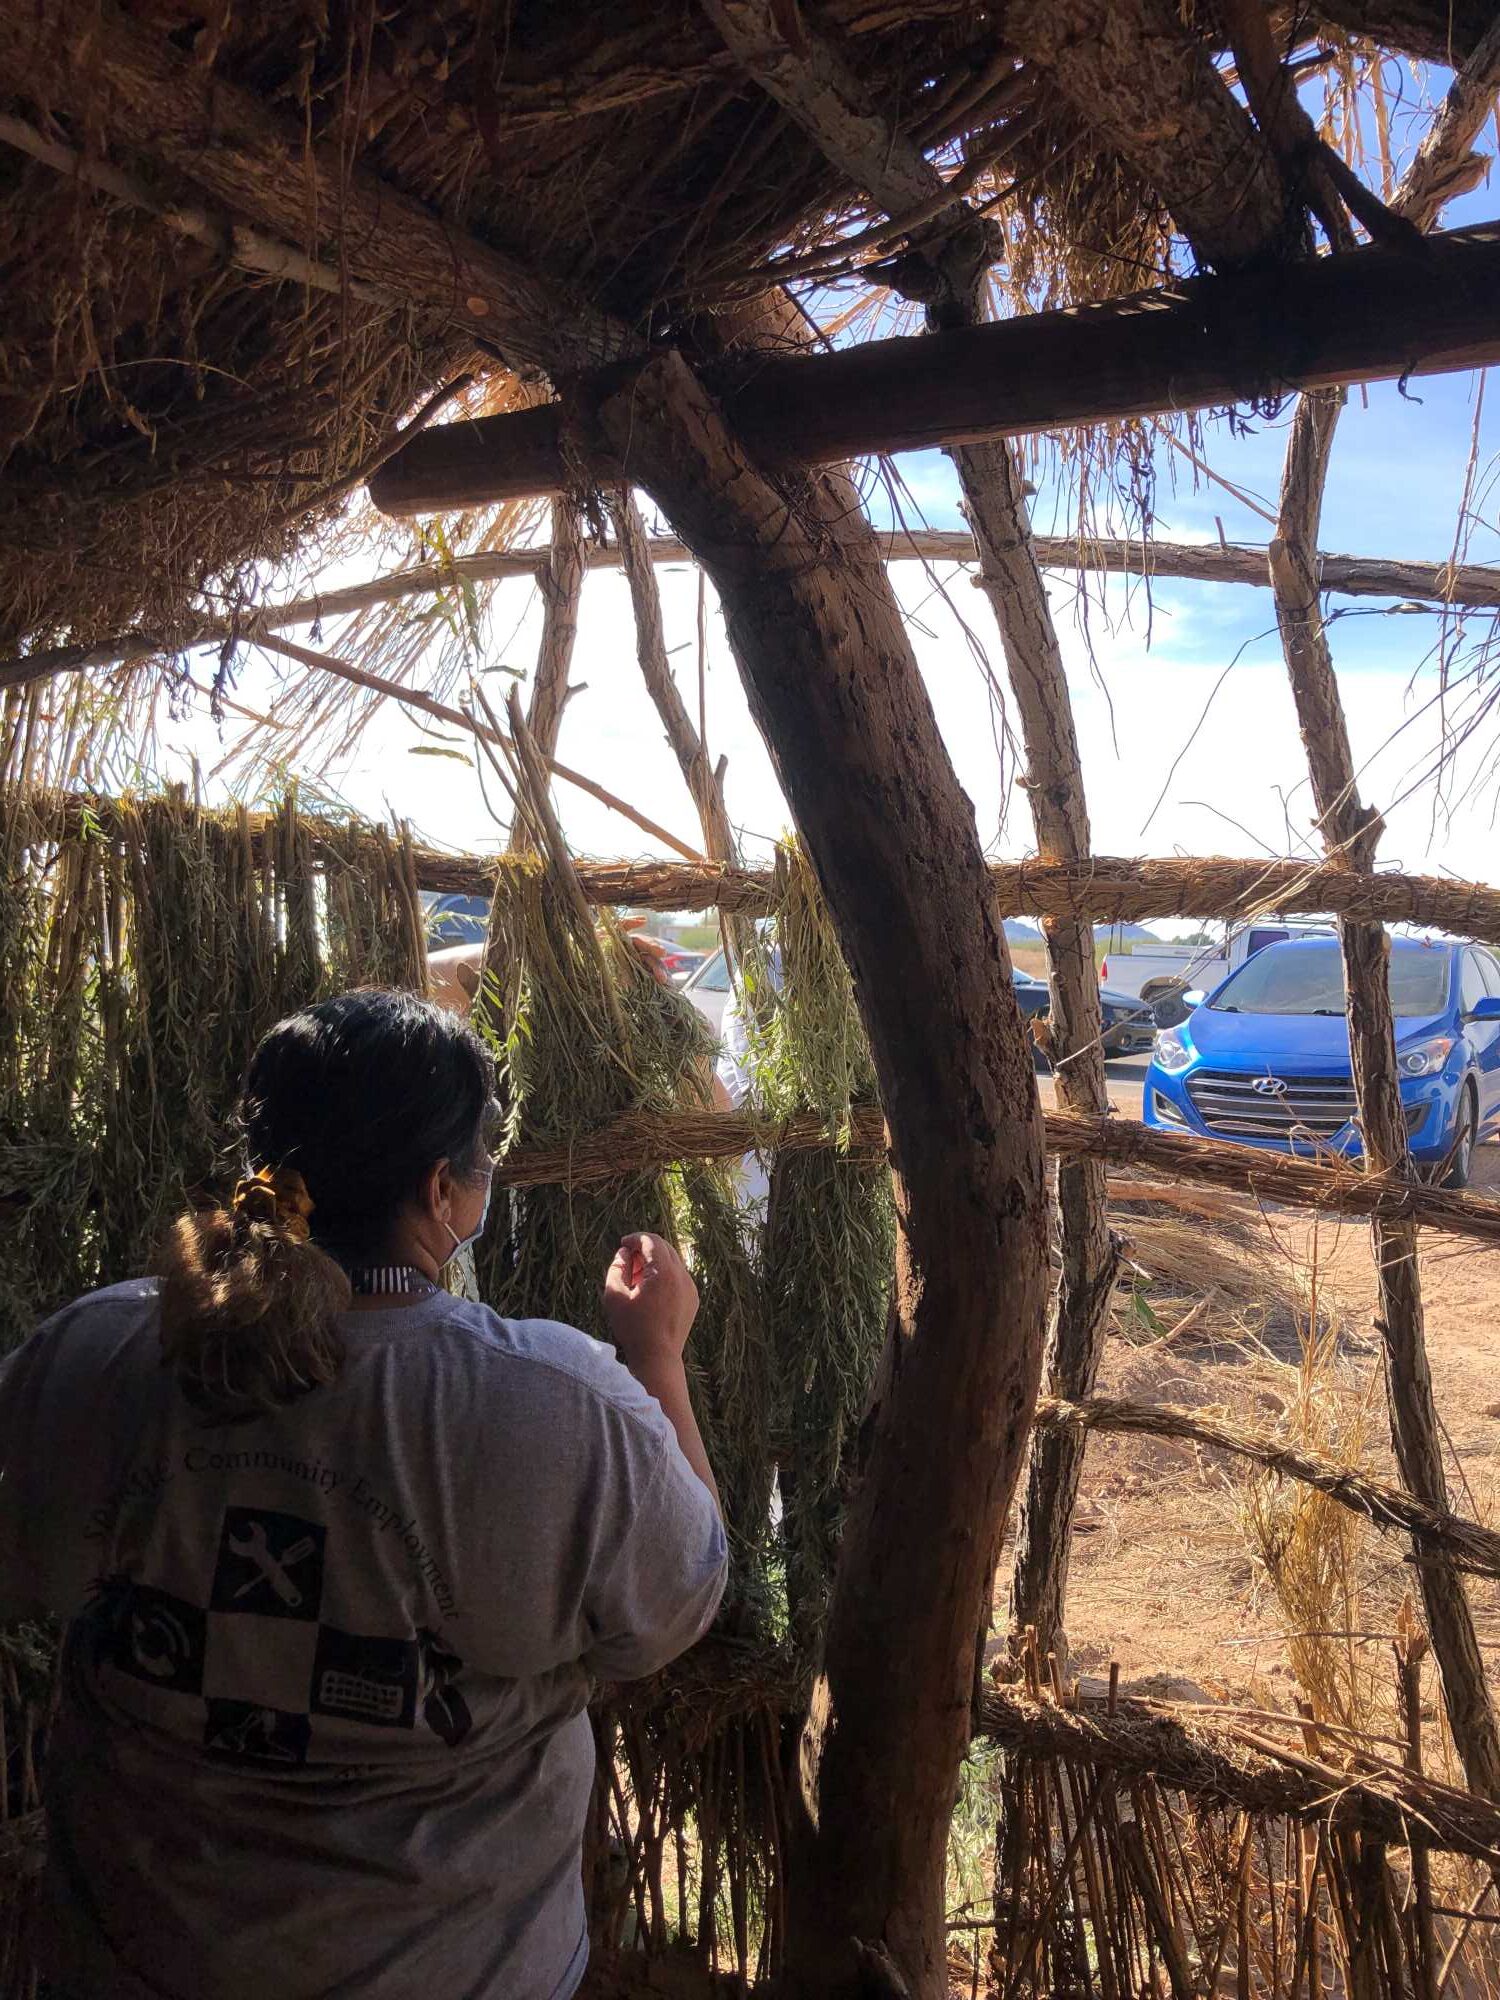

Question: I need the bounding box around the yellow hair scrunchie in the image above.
[231,1166,314,1243]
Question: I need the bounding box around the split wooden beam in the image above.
[487,1098,1500,1248]
[368,221,1500,514]
[0,0,629,377]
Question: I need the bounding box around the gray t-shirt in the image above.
[0,1281,726,2000]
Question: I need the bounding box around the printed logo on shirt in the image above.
[96,1580,207,1696]
[309,1626,418,1729]
[204,1698,311,1767]
[418,1630,473,1747]
[210,1506,326,1622]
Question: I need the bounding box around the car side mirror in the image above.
[1466,994,1500,1022]
[1182,990,1205,1009]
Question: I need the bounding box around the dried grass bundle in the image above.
[0,780,425,1351]
[753,844,895,1655]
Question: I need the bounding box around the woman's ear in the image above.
[418,1157,454,1222]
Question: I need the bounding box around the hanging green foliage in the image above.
[751,844,895,1657]
[0,784,426,1351]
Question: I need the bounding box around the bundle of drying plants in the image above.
[747,843,895,1656]
[471,727,775,1618]
[0,774,426,1352]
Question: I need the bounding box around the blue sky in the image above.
[155,79,1500,901]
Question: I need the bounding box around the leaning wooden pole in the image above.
[606,489,739,868]
[1266,33,1500,1799]
[508,497,586,851]
[591,349,1051,1999]
[956,435,1116,1669]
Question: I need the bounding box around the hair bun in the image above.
[232,1167,314,1243]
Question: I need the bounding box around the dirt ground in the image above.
[1021,1055,1500,1729]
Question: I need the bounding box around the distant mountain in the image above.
[1005,918,1044,942]
[1095,922,1156,943]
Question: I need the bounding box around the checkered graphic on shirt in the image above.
[93,1507,473,1766]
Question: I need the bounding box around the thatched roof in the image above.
[0,0,1492,685]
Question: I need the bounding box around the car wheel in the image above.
[1444,1087,1479,1190]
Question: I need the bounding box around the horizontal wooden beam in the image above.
[369,221,1500,514]
[11,531,1491,699]
[486,1098,1500,1246]
[1036,1396,1500,1577]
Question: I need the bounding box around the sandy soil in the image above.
[1020,1055,1500,1717]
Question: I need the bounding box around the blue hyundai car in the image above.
[1143,935,1500,1187]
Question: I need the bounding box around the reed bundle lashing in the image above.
[28,799,1500,949]
[489,1100,1500,1247]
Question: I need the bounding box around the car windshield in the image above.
[426,895,490,946]
[1209,942,1450,1018]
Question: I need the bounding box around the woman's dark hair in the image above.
[159,990,495,1420]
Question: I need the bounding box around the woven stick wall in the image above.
[7,789,1500,1994]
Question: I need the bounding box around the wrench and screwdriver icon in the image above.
[229,1521,316,1609]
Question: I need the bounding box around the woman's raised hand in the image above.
[601,1233,699,1366]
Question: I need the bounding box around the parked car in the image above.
[1143,935,1500,1187]
[686,953,1154,1057]
[1098,987,1159,1056]
[1100,918,1333,1027]
[423,891,490,947]
[682,946,735,1034]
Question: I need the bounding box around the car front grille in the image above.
[1185,1069,1358,1140]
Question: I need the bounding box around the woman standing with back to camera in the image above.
[0,988,725,1999]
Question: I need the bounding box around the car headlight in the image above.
[1400,1036,1456,1077]
[1154,1027,1193,1074]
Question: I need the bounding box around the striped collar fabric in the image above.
[345,1266,439,1298]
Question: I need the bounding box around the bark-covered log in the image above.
[367,223,1500,514]
[705,0,1117,1679]
[588,348,1052,2000]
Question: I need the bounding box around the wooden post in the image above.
[590,348,1051,1999]
[955,437,1117,1666]
[694,0,1117,1670]
[1265,29,1500,1801]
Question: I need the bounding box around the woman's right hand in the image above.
[602,1233,699,1367]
